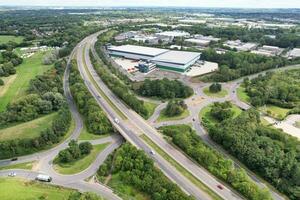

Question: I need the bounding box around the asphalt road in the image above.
[78,32,246,200]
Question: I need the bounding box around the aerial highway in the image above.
[77,31,245,200]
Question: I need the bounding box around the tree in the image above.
[164,100,187,117]
[210,101,234,121]
[209,83,222,93]
[0,78,4,86]
[79,142,93,155]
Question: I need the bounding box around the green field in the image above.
[79,124,111,140]
[203,87,228,98]
[0,161,35,171]
[237,86,250,104]
[0,51,52,112]
[157,108,189,122]
[107,173,150,200]
[143,101,158,120]
[0,113,57,142]
[54,143,110,175]
[0,35,24,44]
[199,104,242,125]
[0,178,73,200]
[259,105,291,120]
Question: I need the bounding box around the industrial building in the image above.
[151,50,201,72]
[251,45,284,57]
[224,40,258,52]
[287,48,300,59]
[107,45,168,60]
[107,45,201,73]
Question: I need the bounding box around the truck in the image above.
[35,174,52,182]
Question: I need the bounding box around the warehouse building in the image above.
[151,50,201,72]
[107,45,201,73]
[107,45,168,60]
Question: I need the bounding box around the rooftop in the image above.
[156,31,190,37]
[151,50,201,65]
[108,45,168,57]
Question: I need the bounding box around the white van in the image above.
[36,174,52,182]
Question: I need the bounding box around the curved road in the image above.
[0,42,123,200]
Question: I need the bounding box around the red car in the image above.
[217,185,224,190]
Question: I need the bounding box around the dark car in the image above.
[217,185,224,190]
[11,157,18,161]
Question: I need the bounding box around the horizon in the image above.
[0,0,300,9]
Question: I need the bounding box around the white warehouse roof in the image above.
[151,50,201,65]
[156,31,190,37]
[108,45,168,57]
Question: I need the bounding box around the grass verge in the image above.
[143,101,158,120]
[0,162,35,171]
[236,86,250,104]
[203,87,228,98]
[140,134,222,200]
[0,178,74,200]
[54,143,110,175]
[107,173,150,200]
[259,105,291,120]
[0,113,57,142]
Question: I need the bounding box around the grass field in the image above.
[203,87,228,98]
[0,51,52,112]
[143,101,158,120]
[0,178,73,200]
[140,134,222,200]
[107,173,150,200]
[0,162,35,171]
[78,124,111,140]
[259,105,291,120]
[0,35,24,44]
[0,113,57,142]
[199,104,242,125]
[237,86,250,104]
[157,108,189,122]
[54,143,110,175]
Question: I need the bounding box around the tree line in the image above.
[243,70,300,111]
[0,50,23,84]
[207,109,300,200]
[89,51,149,118]
[137,78,193,99]
[97,143,194,200]
[0,59,71,159]
[201,48,289,82]
[69,60,113,135]
[160,124,272,200]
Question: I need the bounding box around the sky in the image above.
[0,0,299,8]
